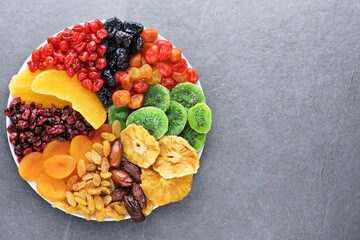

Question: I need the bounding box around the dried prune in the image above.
[115,31,133,48]
[120,160,141,183]
[115,48,130,70]
[101,69,116,88]
[131,183,146,209]
[124,194,145,222]
[96,87,113,108]
[123,21,144,36]
[130,36,143,54]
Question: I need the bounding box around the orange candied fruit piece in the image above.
[92,124,112,144]
[36,172,67,202]
[44,155,76,179]
[70,135,93,163]
[140,64,153,79]
[141,28,158,42]
[128,94,144,109]
[43,139,71,160]
[129,53,142,68]
[18,152,45,181]
[112,90,130,108]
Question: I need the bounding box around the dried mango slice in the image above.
[9,69,71,108]
[31,69,106,129]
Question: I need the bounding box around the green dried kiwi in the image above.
[180,123,206,152]
[165,101,187,136]
[143,84,171,112]
[108,105,132,130]
[171,82,205,110]
[188,103,212,133]
[126,107,168,140]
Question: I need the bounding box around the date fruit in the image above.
[131,183,146,209]
[108,140,123,168]
[120,160,141,183]
[110,187,129,202]
[124,194,145,222]
[110,169,133,187]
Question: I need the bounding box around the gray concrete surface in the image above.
[1,0,360,239]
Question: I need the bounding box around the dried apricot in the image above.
[92,124,112,144]
[44,155,76,179]
[18,152,44,181]
[36,172,67,201]
[112,90,130,107]
[43,140,71,159]
[70,135,93,162]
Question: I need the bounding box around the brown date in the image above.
[109,140,123,168]
[124,194,145,222]
[110,169,133,187]
[120,160,141,183]
[110,187,129,202]
[131,183,146,209]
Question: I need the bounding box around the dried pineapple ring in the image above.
[153,136,199,179]
[140,168,193,206]
[120,124,160,168]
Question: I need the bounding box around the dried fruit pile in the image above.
[5,18,212,222]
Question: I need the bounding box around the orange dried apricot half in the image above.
[92,124,112,144]
[70,135,93,163]
[18,152,44,181]
[43,139,71,160]
[36,172,67,201]
[44,155,76,179]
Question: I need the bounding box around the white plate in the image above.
[6,20,204,221]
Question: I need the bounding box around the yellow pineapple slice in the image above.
[9,69,71,108]
[120,124,160,168]
[140,168,193,206]
[31,69,106,129]
[153,136,199,179]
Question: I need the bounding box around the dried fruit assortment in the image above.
[4,18,212,222]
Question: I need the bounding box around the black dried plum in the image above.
[115,31,133,48]
[107,27,117,39]
[130,36,143,54]
[101,69,116,88]
[123,21,144,36]
[115,48,130,70]
[96,87,113,108]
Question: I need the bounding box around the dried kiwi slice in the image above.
[180,124,206,152]
[171,82,205,110]
[108,105,132,130]
[165,101,187,136]
[188,103,212,133]
[126,107,168,140]
[143,84,170,112]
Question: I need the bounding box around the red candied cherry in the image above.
[54,52,65,63]
[78,51,90,62]
[171,58,188,72]
[159,45,172,61]
[81,79,93,90]
[86,41,97,53]
[90,21,99,33]
[32,49,41,62]
[114,70,127,84]
[156,63,172,77]
[92,79,104,92]
[133,80,149,93]
[44,56,55,67]
[186,68,199,83]
[38,62,46,70]
[59,40,70,52]
[96,29,108,39]
[90,34,101,44]
[64,53,75,67]
[88,52,99,61]
[47,37,59,48]
[27,61,37,72]
[161,77,176,90]
[88,71,100,80]
[72,24,84,32]
[66,67,75,78]
[74,42,87,53]
[84,22,91,34]
[62,28,73,41]
[145,45,160,64]
[55,64,66,70]
[95,19,103,29]
[156,40,173,48]
[77,72,88,81]
[43,43,54,56]
[95,58,106,70]
[96,45,106,58]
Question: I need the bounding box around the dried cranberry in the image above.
[17,120,28,130]
[9,132,18,144]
